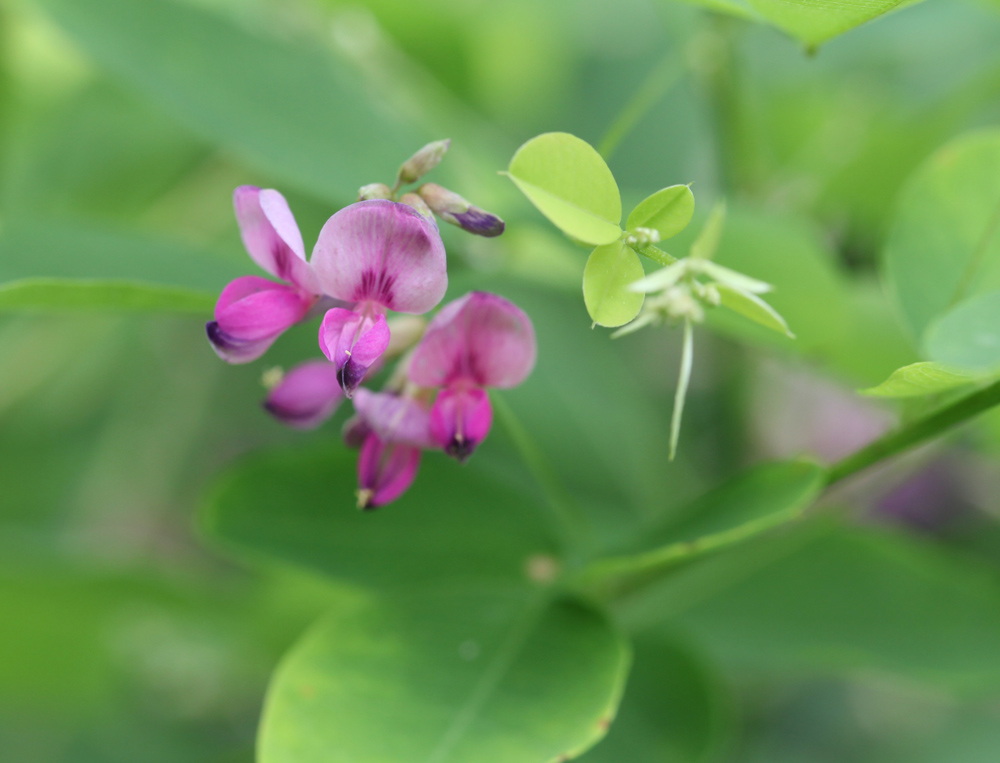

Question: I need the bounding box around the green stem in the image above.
[826,377,1000,486]
[669,319,694,461]
[492,394,591,552]
[634,243,678,268]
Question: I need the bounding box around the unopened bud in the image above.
[418,183,505,237]
[358,182,393,201]
[385,315,427,358]
[396,139,450,186]
[398,192,435,223]
[625,227,661,247]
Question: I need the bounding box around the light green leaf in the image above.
[579,635,729,763]
[506,132,622,246]
[675,0,760,22]
[626,185,695,241]
[576,459,825,597]
[628,259,688,294]
[697,260,772,294]
[260,587,630,763]
[34,0,423,203]
[925,290,1000,372]
[883,130,1000,341]
[716,284,794,338]
[862,361,982,398]
[689,202,726,260]
[0,279,216,313]
[583,240,646,327]
[748,0,910,47]
[202,445,560,589]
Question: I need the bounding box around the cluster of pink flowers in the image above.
[207,148,536,509]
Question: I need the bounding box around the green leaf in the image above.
[862,361,982,398]
[883,130,1000,341]
[506,132,622,246]
[0,279,215,313]
[34,0,422,203]
[716,284,794,338]
[576,460,825,597]
[925,290,1000,372]
[579,635,729,763]
[689,202,726,260]
[626,185,695,241]
[747,0,910,47]
[202,444,560,589]
[583,241,645,328]
[630,521,1000,691]
[260,587,630,763]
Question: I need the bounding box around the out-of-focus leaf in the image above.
[862,361,982,397]
[577,460,824,595]
[260,587,630,763]
[202,445,559,589]
[925,290,1000,372]
[0,279,215,313]
[505,132,622,245]
[626,185,694,241]
[716,284,794,338]
[579,635,730,763]
[33,0,423,203]
[583,240,645,327]
[883,130,1000,341]
[689,203,726,261]
[629,520,1000,691]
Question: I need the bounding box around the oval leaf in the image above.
[925,290,1000,372]
[260,588,630,763]
[583,241,645,328]
[625,185,694,241]
[862,361,981,398]
[748,0,910,47]
[716,284,794,338]
[883,130,1000,340]
[507,133,622,246]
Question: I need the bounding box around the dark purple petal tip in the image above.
[449,208,505,237]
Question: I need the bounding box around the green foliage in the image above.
[716,283,794,338]
[925,290,1000,371]
[0,279,215,313]
[863,361,982,398]
[261,587,630,763]
[625,185,695,241]
[583,241,646,328]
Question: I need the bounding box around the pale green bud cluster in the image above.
[396,139,451,187]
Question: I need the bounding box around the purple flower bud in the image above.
[356,433,422,510]
[429,385,493,462]
[417,183,505,237]
[357,182,393,201]
[319,308,391,397]
[396,139,450,186]
[262,360,343,429]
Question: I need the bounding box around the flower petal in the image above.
[319,307,391,397]
[408,291,537,389]
[429,385,493,462]
[353,389,435,449]
[234,186,319,293]
[263,360,343,429]
[357,434,422,510]
[311,200,448,313]
[208,276,312,363]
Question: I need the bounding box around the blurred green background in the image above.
[3,0,1000,760]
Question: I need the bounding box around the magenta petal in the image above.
[208,276,312,363]
[353,389,435,449]
[319,308,391,397]
[234,186,319,294]
[408,291,537,389]
[263,360,343,429]
[311,200,448,314]
[357,433,421,510]
[429,385,493,462]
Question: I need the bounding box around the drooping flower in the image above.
[262,360,343,429]
[408,291,536,461]
[311,200,448,397]
[351,389,435,510]
[207,187,322,363]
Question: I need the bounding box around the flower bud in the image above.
[357,182,393,201]
[396,139,450,186]
[417,183,505,238]
[399,192,435,223]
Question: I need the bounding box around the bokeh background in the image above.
[3,0,1000,760]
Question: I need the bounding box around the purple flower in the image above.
[311,200,448,397]
[263,360,344,429]
[351,389,435,510]
[207,187,321,363]
[408,291,536,461]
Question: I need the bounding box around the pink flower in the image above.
[207,187,321,363]
[312,200,448,397]
[351,389,435,510]
[408,292,536,461]
[263,360,343,429]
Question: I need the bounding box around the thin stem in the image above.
[598,51,686,161]
[635,243,678,268]
[491,393,591,552]
[669,319,694,461]
[826,377,1000,486]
